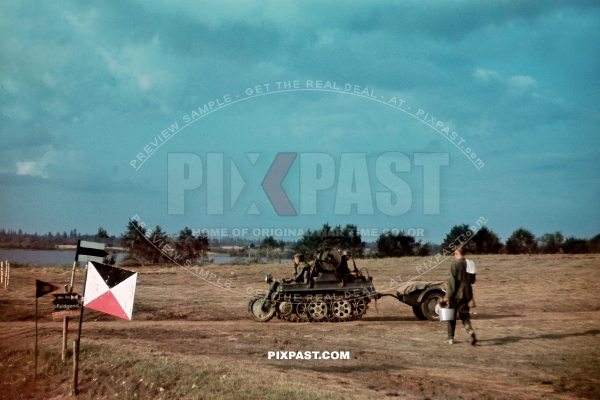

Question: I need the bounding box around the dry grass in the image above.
[1,254,599,399]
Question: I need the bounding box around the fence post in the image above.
[72,340,79,395]
[62,285,69,362]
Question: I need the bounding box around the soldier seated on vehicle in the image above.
[293,253,311,284]
[338,250,357,282]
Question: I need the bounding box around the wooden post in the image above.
[69,260,77,293]
[6,261,8,288]
[72,340,79,396]
[35,296,38,381]
[72,262,89,396]
[62,285,69,362]
[1,261,3,284]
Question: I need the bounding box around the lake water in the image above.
[0,249,289,266]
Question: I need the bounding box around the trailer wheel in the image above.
[412,306,427,320]
[421,291,444,321]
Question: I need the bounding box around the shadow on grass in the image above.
[269,363,405,374]
[361,316,421,322]
[470,313,523,320]
[480,329,600,346]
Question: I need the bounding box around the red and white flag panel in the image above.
[83,261,137,320]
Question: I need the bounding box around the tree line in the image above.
[0,228,119,250]
[0,223,598,263]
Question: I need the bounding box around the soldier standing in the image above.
[444,246,477,345]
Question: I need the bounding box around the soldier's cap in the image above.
[341,250,351,256]
[293,253,303,258]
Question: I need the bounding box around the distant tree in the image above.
[562,236,589,254]
[589,234,600,254]
[174,227,210,262]
[261,236,278,261]
[146,226,169,264]
[376,231,427,257]
[472,226,503,254]
[96,227,109,241]
[277,240,287,262]
[441,225,474,253]
[417,242,431,257]
[538,232,564,254]
[440,224,503,254]
[340,224,366,258]
[293,223,366,260]
[120,220,150,263]
[506,228,538,254]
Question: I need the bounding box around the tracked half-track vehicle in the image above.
[248,248,448,323]
[248,248,377,323]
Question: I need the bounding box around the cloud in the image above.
[473,68,501,83]
[508,75,538,89]
[16,161,38,176]
[13,148,76,178]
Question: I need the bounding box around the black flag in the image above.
[36,280,60,298]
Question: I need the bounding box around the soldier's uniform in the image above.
[446,257,476,344]
[293,253,311,284]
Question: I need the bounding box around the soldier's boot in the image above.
[463,319,477,345]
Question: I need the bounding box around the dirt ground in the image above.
[1,254,599,399]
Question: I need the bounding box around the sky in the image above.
[1,0,599,244]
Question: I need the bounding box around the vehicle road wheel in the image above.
[308,300,327,320]
[332,300,352,319]
[412,306,427,320]
[248,298,275,322]
[278,301,293,317]
[420,292,444,321]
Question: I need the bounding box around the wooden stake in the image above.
[72,262,89,396]
[35,296,38,382]
[62,285,69,362]
[1,261,3,284]
[69,260,77,293]
[72,340,79,396]
[6,261,9,287]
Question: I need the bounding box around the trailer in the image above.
[382,281,447,321]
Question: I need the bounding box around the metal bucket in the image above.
[439,307,455,321]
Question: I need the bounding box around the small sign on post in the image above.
[53,293,82,311]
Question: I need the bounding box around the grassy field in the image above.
[1,254,599,399]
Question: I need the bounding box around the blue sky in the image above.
[1,0,598,244]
